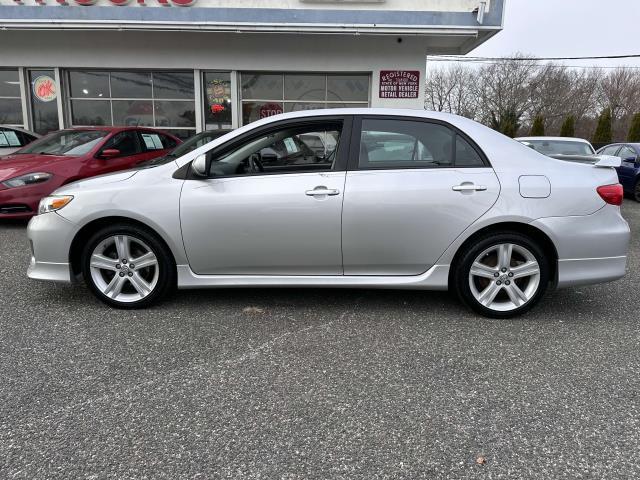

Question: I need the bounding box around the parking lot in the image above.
[0,202,637,479]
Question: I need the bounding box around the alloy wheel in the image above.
[468,243,541,312]
[89,234,159,303]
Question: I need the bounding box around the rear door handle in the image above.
[306,187,340,196]
[452,184,487,192]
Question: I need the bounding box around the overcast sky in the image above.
[428,0,640,70]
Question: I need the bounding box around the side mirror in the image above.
[191,154,209,177]
[100,148,120,159]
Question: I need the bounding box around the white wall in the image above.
[1,30,429,109]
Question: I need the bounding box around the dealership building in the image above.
[0,0,504,139]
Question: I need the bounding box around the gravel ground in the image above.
[0,202,639,479]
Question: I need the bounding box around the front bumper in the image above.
[0,185,42,218]
[26,212,78,283]
[532,205,631,288]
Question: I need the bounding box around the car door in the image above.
[615,145,637,191]
[93,129,147,174]
[341,116,500,276]
[179,117,350,275]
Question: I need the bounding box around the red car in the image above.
[0,127,181,219]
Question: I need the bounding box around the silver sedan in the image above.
[26,109,630,318]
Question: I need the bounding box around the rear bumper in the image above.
[556,256,627,288]
[532,205,630,288]
[26,212,77,283]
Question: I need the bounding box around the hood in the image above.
[55,169,139,194]
[0,153,69,181]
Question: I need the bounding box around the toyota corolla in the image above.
[26,110,630,318]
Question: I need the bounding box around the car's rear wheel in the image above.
[81,223,175,309]
[453,232,550,318]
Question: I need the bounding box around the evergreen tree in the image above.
[530,115,545,136]
[490,110,520,138]
[627,113,640,142]
[559,115,575,137]
[592,108,612,144]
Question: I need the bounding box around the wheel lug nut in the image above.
[493,272,499,277]
[505,280,511,285]
[496,280,502,285]
[508,272,514,277]
[128,272,133,277]
[119,272,125,277]
[116,264,121,269]
[122,259,127,264]
[129,264,135,269]
[501,268,507,273]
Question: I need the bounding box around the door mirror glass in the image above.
[100,148,121,159]
[191,154,208,176]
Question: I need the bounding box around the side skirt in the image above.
[176,264,451,290]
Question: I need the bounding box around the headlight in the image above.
[38,195,74,215]
[2,172,52,188]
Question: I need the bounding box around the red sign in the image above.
[259,103,283,119]
[379,70,420,99]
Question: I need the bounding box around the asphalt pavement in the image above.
[1,202,639,479]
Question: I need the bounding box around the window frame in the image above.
[179,115,353,180]
[65,69,196,137]
[347,115,491,171]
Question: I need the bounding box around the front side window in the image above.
[0,128,25,148]
[206,123,342,177]
[101,131,141,157]
[17,129,108,156]
[617,145,636,160]
[599,145,620,156]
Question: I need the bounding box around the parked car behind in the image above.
[137,129,227,168]
[0,126,40,156]
[27,109,630,318]
[515,136,596,159]
[597,143,640,201]
[0,127,180,218]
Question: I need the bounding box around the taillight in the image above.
[597,184,623,206]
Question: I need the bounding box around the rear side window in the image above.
[617,145,636,160]
[455,134,484,167]
[0,128,23,147]
[358,119,486,169]
[139,132,177,151]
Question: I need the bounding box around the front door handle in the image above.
[306,187,340,196]
[452,183,487,192]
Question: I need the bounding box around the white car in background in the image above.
[0,126,40,156]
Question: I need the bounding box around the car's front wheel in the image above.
[453,232,550,318]
[81,223,175,308]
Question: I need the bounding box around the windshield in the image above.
[16,130,108,156]
[523,139,595,156]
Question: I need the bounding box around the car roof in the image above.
[515,136,592,144]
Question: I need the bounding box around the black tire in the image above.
[634,179,640,202]
[81,223,176,309]
[453,232,550,319]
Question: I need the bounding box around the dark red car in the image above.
[0,127,181,219]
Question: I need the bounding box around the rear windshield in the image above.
[523,140,595,156]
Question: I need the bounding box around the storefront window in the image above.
[202,72,232,131]
[29,69,60,135]
[240,73,369,125]
[0,69,24,126]
[67,70,196,139]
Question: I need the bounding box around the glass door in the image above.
[28,69,60,135]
